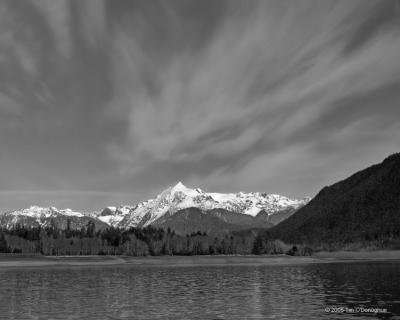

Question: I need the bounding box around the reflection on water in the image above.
[0,262,399,319]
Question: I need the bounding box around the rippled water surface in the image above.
[0,261,399,319]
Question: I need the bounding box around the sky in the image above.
[0,0,399,211]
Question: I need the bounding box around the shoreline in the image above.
[1,250,400,268]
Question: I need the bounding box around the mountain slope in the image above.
[152,207,274,235]
[268,153,400,245]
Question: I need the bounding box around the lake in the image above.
[0,261,399,319]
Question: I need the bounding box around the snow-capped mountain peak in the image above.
[171,181,189,193]
[101,182,310,228]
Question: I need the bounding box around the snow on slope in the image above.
[8,206,83,219]
[104,182,310,228]
[97,205,135,226]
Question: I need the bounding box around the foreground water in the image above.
[0,261,399,319]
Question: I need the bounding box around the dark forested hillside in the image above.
[265,153,400,249]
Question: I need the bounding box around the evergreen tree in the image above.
[0,231,8,253]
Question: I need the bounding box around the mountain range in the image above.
[0,182,309,235]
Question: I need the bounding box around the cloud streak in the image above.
[29,0,72,57]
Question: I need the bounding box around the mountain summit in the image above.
[97,182,310,230]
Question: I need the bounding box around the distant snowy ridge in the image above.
[0,205,106,230]
[3,205,83,222]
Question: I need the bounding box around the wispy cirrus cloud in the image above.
[106,0,400,195]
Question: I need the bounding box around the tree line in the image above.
[0,222,255,256]
[0,221,315,256]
